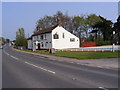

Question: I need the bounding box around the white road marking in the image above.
[70,62,74,63]
[51,59,56,61]
[10,55,19,60]
[6,53,10,56]
[24,61,56,74]
[98,87,109,90]
[97,66,102,68]
[4,50,19,60]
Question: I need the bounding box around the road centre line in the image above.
[24,61,56,74]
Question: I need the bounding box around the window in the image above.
[45,42,48,47]
[44,34,46,39]
[70,38,75,42]
[53,33,59,39]
[41,42,44,47]
[41,35,43,40]
[37,36,39,40]
[63,33,65,38]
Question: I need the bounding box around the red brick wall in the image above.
[81,42,96,47]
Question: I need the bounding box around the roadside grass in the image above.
[22,49,120,59]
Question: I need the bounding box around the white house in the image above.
[27,17,80,50]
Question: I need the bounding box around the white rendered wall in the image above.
[38,33,52,49]
[32,33,52,49]
[27,39,32,49]
[52,26,80,49]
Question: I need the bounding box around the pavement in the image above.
[12,47,119,69]
[2,46,118,88]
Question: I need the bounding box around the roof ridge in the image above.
[32,24,59,36]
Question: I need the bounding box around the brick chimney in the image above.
[36,25,40,31]
[57,17,61,25]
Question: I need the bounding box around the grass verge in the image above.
[22,49,120,59]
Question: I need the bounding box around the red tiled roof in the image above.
[32,24,59,36]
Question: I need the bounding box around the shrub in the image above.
[97,41,112,46]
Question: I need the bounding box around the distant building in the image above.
[0,41,3,45]
[0,41,3,48]
[27,17,79,50]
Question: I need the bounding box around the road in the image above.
[2,46,118,88]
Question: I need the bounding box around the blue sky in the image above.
[118,1,120,15]
[0,2,2,37]
[2,2,118,40]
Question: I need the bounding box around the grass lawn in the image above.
[23,49,120,59]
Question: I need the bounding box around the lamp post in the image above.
[112,31,115,52]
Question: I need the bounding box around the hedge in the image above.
[97,41,112,46]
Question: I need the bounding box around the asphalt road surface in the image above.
[2,46,118,88]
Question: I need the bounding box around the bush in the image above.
[97,41,112,46]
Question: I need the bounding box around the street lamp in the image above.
[112,31,115,52]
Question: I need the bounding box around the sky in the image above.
[1,2,119,40]
[118,1,120,15]
[0,2,2,37]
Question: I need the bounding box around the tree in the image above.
[0,37,5,43]
[72,14,101,43]
[5,39,10,43]
[86,14,102,41]
[92,16,113,41]
[15,28,27,47]
[35,11,72,33]
[113,15,120,44]
[86,14,102,26]
[72,16,86,44]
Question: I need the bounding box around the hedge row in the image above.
[96,41,112,46]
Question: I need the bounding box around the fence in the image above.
[81,42,96,47]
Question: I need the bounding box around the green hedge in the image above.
[97,41,112,46]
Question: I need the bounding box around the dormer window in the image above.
[53,33,59,39]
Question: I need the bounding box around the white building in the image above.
[27,17,80,50]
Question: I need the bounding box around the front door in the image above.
[38,43,40,50]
